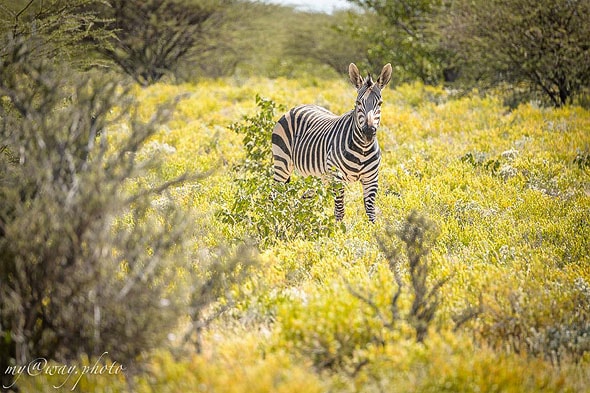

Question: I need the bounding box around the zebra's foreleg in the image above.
[361,177,378,223]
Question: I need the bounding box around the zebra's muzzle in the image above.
[362,125,377,141]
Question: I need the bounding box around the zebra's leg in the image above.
[327,167,346,221]
[334,180,345,221]
[361,176,378,223]
[271,155,292,202]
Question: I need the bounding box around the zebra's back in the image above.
[272,105,352,180]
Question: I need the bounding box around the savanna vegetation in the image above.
[1,0,589,392]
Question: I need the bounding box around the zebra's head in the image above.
[349,63,392,143]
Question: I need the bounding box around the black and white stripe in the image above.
[272,63,392,222]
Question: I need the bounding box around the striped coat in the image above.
[272,63,392,222]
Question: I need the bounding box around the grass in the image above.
[18,78,590,392]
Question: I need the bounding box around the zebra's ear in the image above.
[348,63,363,89]
[377,63,392,89]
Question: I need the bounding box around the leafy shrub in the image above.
[276,212,449,374]
[384,212,450,342]
[355,211,449,343]
[347,0,451,85]
[0,37,254,390]
[276,279,387,374]
[0,0,113,69]
[218,95,339,248]
[0,38,182,386]
[460,151,501,176]
[460,149,524,181]
[478,275,590,364]
[93,0,230,85]
[446,0,590,107]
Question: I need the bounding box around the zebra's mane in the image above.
[358,74,381,100]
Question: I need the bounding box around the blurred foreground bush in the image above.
[0,37,255,390]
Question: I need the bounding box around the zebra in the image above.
[272,63,392,222]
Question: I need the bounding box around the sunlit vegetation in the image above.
[1,0,589,391]
[10,75,589,391]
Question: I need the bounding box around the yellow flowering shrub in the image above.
[16,77,590,391]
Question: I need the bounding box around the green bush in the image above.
[92,0,231,85]
[445,0,590,106]
[218,95,339,248]
[0,0,113,69]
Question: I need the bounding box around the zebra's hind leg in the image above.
[273,165,291,183]
[333,181,345,221]
[327,168,346,221]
